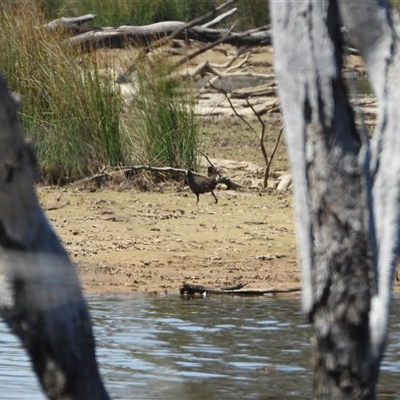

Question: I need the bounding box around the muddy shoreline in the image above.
[39,182,400,297]
[39,183,301,296]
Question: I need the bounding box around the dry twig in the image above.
[209,82,282,188]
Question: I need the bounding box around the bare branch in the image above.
[264,126,284,188]
[201,8,238,28]
[198,151,222,177]
[208,82,280,188]
[245,96,268,168]
[209,82,258,134]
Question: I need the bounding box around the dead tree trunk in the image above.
[0,75,110,399]
[271,0,400,398]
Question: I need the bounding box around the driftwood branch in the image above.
[218,48,252,69]
[43,13,98,35]
[60,13,272,51]
[72,165,186,186]
[72,164,243,190]
[207,50,253,85]
[116,2,250,82]
[179,282,301,296]
[151,0,238,49]
[178,58,273,89]
[230,82,276,98]
[48,8,271,85]
[201,8,238,28]
[172,24,235,69]
[216,176,243,190]
[194,58,272,86]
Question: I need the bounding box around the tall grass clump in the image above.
[127,58,200,171]
[45,0,189,27]
[237,0,270,30]
[28,0,270,30]
[0,2,125,183]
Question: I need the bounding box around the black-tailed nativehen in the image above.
[186,169,218,204]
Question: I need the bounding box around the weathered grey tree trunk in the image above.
[271,0,400,398]
[0,75,110,398]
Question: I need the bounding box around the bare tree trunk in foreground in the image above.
[0,76,109,399]
[271,0,400,398]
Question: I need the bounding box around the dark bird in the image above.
[185,169,218,204]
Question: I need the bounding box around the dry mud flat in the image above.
[38,182,400,296]
[38,183,300,296]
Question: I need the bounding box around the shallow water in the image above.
[0,295,400,399]
[93,295,312,400]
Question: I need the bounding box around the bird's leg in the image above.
[211,191,218,204]
[196,194,200,204]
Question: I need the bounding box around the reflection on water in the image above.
[0,295,400,399]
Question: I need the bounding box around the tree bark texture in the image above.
[0,75,110,399]
[271,0,400,398]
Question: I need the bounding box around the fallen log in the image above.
[216,176,243,189]
[180,282,247,295]
[71,164,244,190]
[42,4,273,52]
[179,282,301,296]
[61,20,272,50]
[231,83,277,99]
[71,165,186,186]
[43,13,99,35]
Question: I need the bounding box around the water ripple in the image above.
[0,296,398,399]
